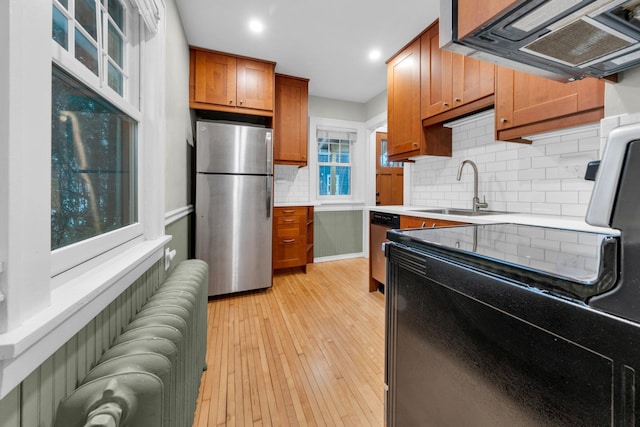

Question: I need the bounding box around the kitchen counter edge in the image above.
[366,205,619,235]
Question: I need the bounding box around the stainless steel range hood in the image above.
[440,0,640,81]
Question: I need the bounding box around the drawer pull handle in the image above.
[432,223,436,228]
[421,222,426,228]
[283,209,295,213]
[282,239,296,243]
[283,219,295,222]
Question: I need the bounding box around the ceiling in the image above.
[174,0,440,104]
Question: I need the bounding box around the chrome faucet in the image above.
[456,160,488,212]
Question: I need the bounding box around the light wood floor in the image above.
[192,258,386,427]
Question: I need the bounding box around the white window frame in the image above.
[50,0,144,281]
[0,0,168,398]
[309,117,366,206]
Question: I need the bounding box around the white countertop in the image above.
[274,202,319,207]
[367,205,620,235]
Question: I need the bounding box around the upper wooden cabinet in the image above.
[387,38,422,160]
[421,21,494,124]
[495,66,605,142]
[387,36,452,161]
[189,47,275,116]
[274,74,309,166]
[457,0,515,39]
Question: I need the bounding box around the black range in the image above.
[384,122,640,427]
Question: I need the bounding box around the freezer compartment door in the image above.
[196,174,273,296]
[196,121,272,175]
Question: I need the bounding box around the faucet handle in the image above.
[477,195,489,209]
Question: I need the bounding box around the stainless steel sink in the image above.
[410,208,510,216]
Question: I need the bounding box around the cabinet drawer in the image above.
[275,223,305,237]
[274,207,307,217]
[273,237,307,269]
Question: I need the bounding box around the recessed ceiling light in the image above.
[249,19,264,33]
[369,49,382,61]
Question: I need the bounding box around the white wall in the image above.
[605,68,640,117]
[165,0,193,212]
[410,110,600,218]
[309,96,367,122]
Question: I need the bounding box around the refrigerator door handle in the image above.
[265,131,273,174]
[266,176,272,218]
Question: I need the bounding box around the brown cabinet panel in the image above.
[457,0,517,39]
[274,74,309,166]
[388,38,422,160]
[189,47,275,116]
[193,50,236,106]
[421,21,495,123]
[422,25,453,118]
[495,66,604,142]
[400,215,467,229]
[236,58,274,111]
[273,206,313,271]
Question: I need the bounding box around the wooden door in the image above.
[387,38,422,159]
[193,50,237,106]
[274,74,308,165]
[376,132,403,206]
[236,58,274,111]
[422,23,453,118]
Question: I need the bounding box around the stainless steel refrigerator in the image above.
[195,121,273,296]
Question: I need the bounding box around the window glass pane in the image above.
[319,166,351,196]
[59,0,69,9]
[75,28,99,75]
[75,0,97,40]
[380,138,402,168]
[340,142,350,163]
[52,5,69,50]
[318,142,329,162]
[108,0,125,31]
[51,66,137,250]
[107,61,123,94]
[108,21,123,67]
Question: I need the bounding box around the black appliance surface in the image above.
[384,241,640,427]
[370,211,400,288]
[387,223,618,301]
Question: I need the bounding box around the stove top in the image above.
[387,223,619,301]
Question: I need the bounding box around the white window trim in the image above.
[309,117,366,207]
[0,0,167,399]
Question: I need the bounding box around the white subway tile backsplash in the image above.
[547,191,578,204]
[410,110,600,217]
[274,165,310,204]
[518,168,546,181]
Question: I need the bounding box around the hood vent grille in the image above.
[523,18,634,66]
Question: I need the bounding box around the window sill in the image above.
[0,235,171,398]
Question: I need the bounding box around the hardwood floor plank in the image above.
[193,258,385,427]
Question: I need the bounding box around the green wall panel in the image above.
[0,260,165,427]
[314,210,363,258]
[165,213,193,273]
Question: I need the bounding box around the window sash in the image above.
[50,0,144,272]
[317,138,353,198]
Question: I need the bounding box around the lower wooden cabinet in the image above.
[273,206,314,272]
[400,215,467,229]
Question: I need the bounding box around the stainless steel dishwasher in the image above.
[370,211,400,290]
